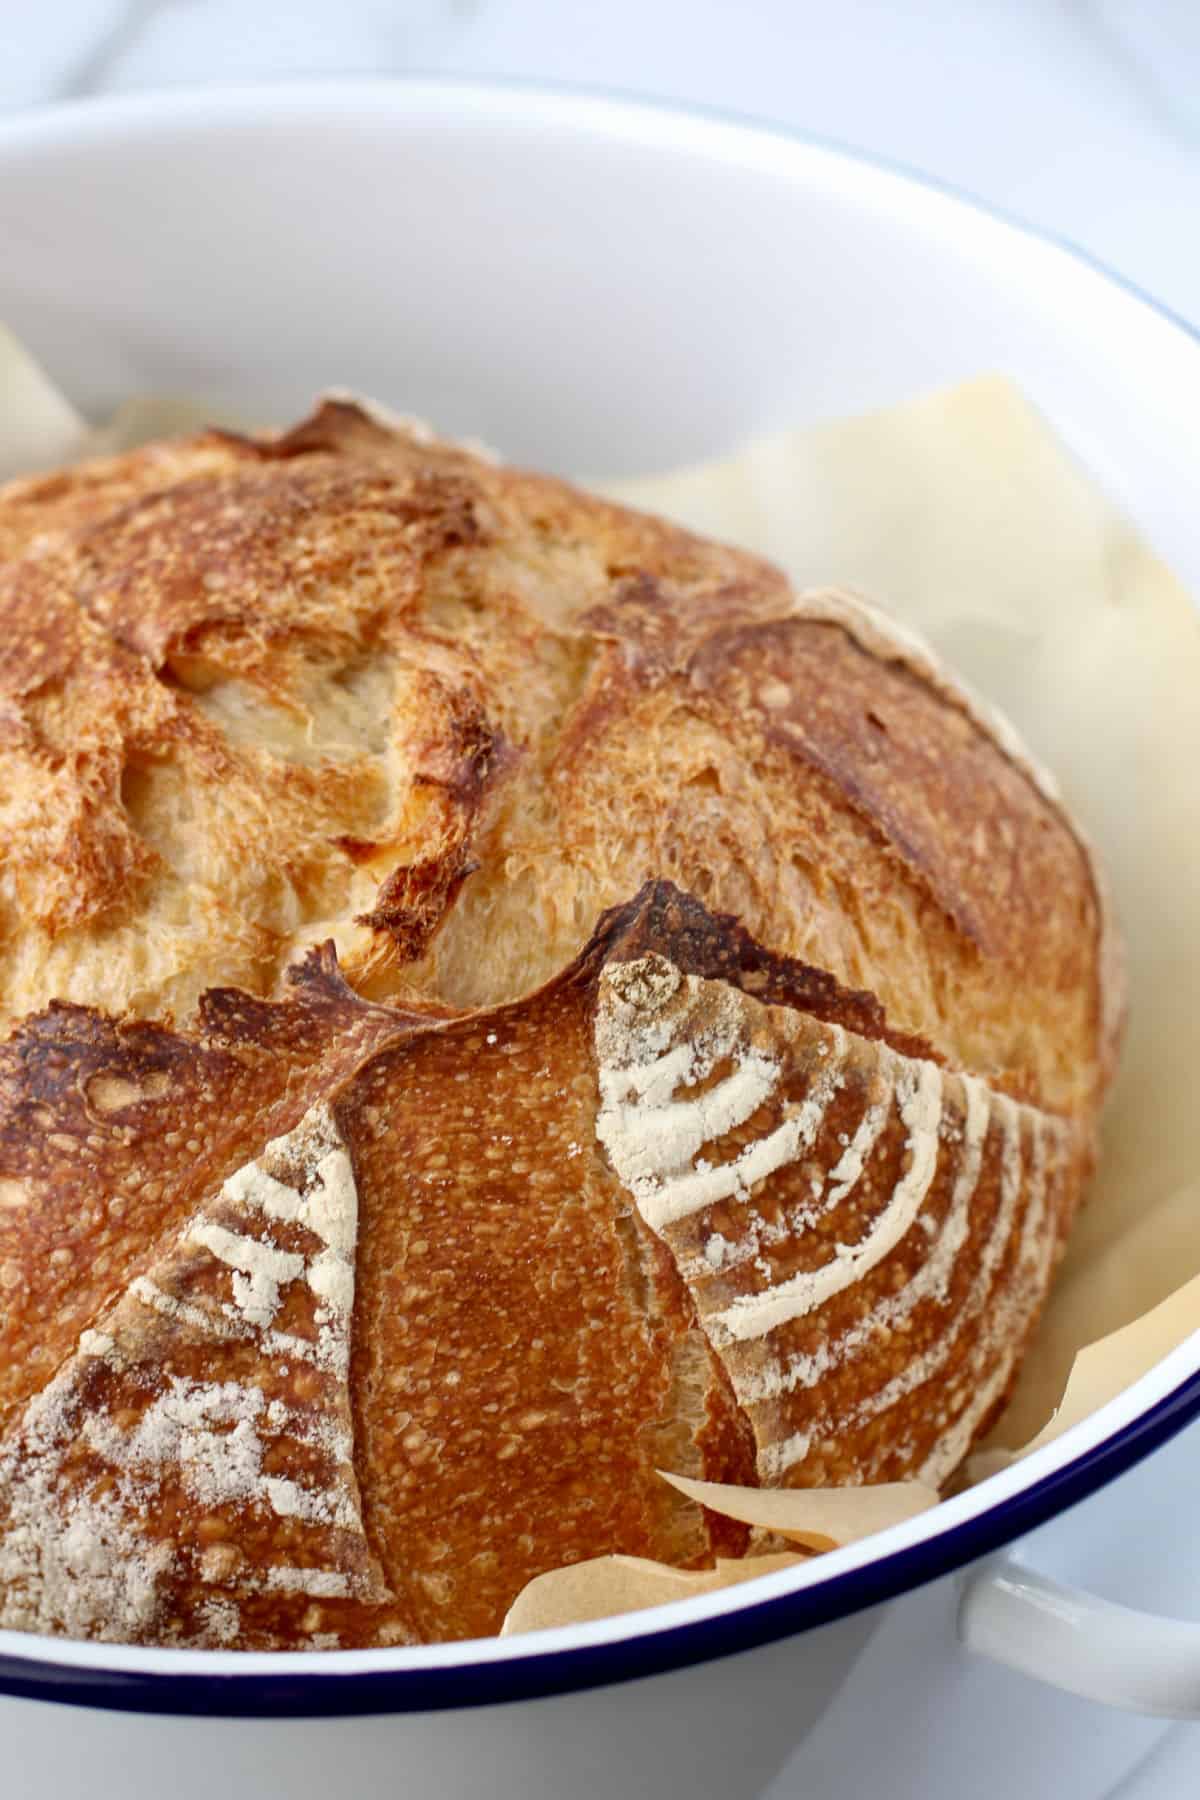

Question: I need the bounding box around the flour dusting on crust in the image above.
[0,1104,391,1647]
[595,955,1078,1489]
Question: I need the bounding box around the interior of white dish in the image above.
[0,80,1198,1672]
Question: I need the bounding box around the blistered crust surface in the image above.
[0,400,1109,1115]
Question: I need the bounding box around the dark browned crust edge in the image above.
[582,879,941,1064]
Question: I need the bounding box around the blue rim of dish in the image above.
[0,77,1197,1718]
[3,1368,1200,1717]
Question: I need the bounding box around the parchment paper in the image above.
[4,349,1200,1635]
[500,1552,805,1636]
[0,324,87,478]
[0,328,243,471]
[657,1473,940,1550]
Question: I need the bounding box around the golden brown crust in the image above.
[0,402,1120,1647]
[0,1105,393,1649]
[0,880,1092,1644]
[0,398,1106,1117]
[334,945,749,1641]
[0,888,779,1644]
[0,949,408,1439]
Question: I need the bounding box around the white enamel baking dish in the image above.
[1,79,1199,1800]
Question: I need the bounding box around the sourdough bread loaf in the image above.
[0,402,1120,1647]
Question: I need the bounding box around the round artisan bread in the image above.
[0,402,1120,1650]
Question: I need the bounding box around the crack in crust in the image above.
[1,398,1113,1119]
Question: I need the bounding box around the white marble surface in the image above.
[1,0,1199,330]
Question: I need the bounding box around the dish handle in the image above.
[959,1554,1200,1717]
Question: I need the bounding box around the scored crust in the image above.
[0,883,1089,1646]
[594,902,1083,1491]
[0,1105,392,1648]
[0,404,1121,1647]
